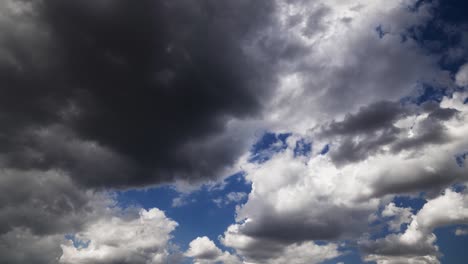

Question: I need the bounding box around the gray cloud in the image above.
[0,228,64,264]
[0,169,97,236]
[321,101,407,136]
[221,224,340,264]
[239,203,372,242]
[0,0,277,188]
[317,100,460,168]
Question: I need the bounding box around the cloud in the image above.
[0,168,180,264]
[0,169,104,236]
[0,228,64,264]
[0,0,277,188]
[315,100,460,166]
[316,92,468,197]
[213,192,248,207]
[455,63,468,87]
[0,0,454,189]
[185,236,241,264]
[60,208,178,264]
[263,241,340,264]
[363,255,440,264]
[0,167,123,263]
[227,192,248,203]
[221,224,340,263]
[455,228,468,236]
[221,91,467,260]
[2,0,468,263]
[361,188,468,263]
[382,202,413,232]
[235,150,380,242]
[257,0,451,133]
[171,194,197,208]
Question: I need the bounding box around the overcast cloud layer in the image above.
[1,0,468,263]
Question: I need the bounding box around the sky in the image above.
[1,0,468,263]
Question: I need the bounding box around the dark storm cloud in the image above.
[0,2,279,261]
[0,0,277,188]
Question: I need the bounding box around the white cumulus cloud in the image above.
[60,208,178,264]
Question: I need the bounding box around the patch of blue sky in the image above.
[451,182,466,193]
[400,0,468,73]
[248,132,291,163]
[401,83,450,106]
[375,25,386,39]
[64,234,90,249]
[455,152,468,167]
[116,184,179,211]
[434,225,468,264]
[464,97,468,104]
[392,194,426,212]
[115,172,251,252]
[320,144,330,155]
[406,0,427,13]
[293,138,312,157]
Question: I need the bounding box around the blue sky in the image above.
[116,173,251,252]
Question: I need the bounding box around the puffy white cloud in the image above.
[361,189,468,263]
[237,148,380,241]
[60,208,178,264]
[225,91,468,261]
[185,236,241,264]
[382,203,413,232]
[0,169,181,264]
[414,189,468,230]
[252,0,452,133]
